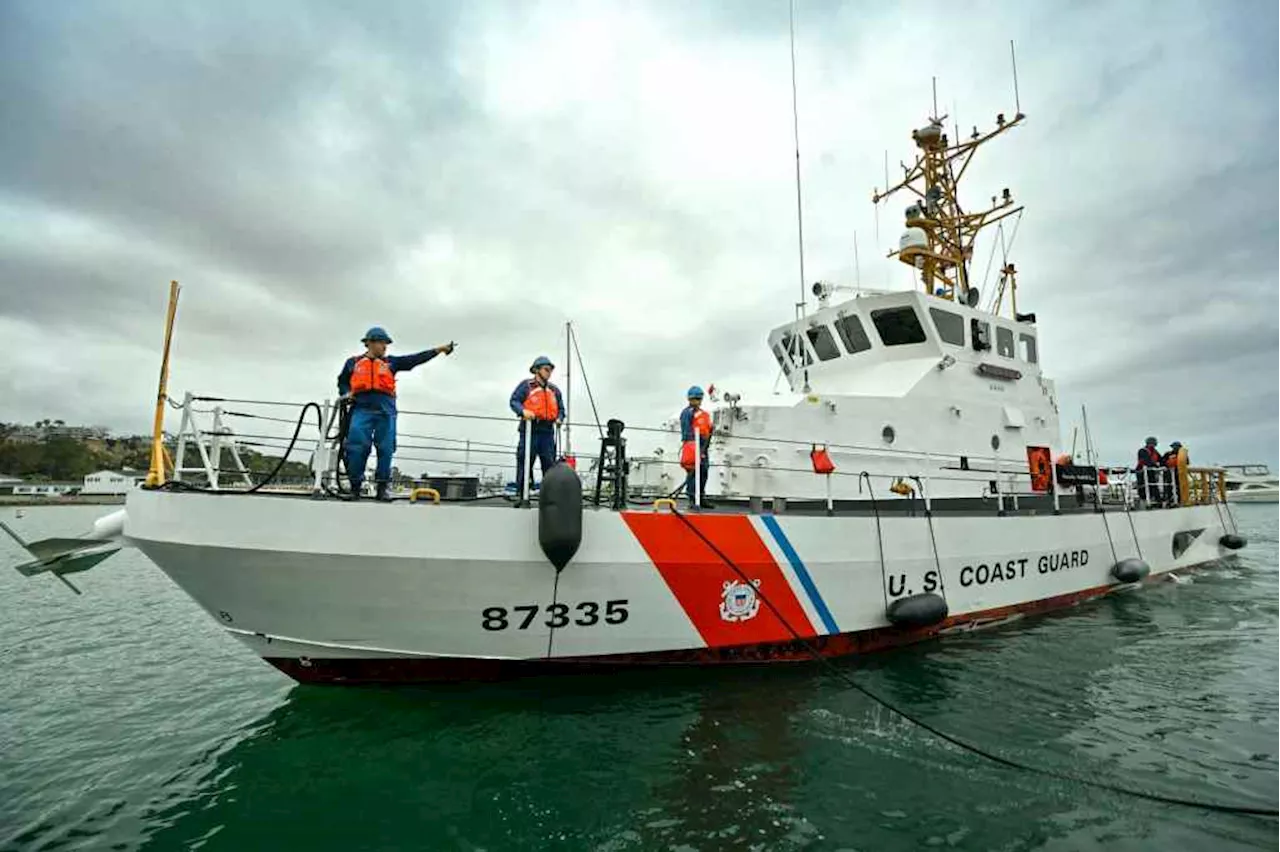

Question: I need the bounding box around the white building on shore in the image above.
[82,470,145,495]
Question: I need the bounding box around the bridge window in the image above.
[970,319,991,351]
[772,344,791,374]
[929,308,965,346]
[872,306,927,346]
[779,333,812,368]
[1019,334,1038,364]
[834,314,871,354]
[806,325,841,361]
[996,326,1015,358]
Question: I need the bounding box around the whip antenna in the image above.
[787,0,811,392]
[853,231,862,295]
[1010,39,1022,114]
[788,0,806,316]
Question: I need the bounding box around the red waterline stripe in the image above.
[266,577,1155,685]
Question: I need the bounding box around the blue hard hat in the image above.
[529,355,554,372]
[686,385,704,398]
[362,326,393,344]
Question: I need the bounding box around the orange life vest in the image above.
[350,355,396,396]
[523,380,560,421]
[680,409,712,472]
[691,409,712,438]
[680,441,698,471]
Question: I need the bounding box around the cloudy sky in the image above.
[1,0,1276,472]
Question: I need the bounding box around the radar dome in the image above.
[899,227,929,253]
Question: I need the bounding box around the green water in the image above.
[1,506,1276,851]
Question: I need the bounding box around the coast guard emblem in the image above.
[719,579,761,622]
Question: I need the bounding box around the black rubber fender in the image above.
[886,593,948,628]
[1111,558,1150,583]
[538,462,582,571]
[1219,533,1247,551]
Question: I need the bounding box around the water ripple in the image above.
[0,505,1275,851]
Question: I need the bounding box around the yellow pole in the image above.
[145,281,181,488]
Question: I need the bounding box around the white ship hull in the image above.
[122,489,1236,684]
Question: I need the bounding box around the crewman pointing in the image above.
[338,327,454,501]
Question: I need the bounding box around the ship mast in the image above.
[872,97,1025,308]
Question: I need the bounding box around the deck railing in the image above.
[162,393,1229,516]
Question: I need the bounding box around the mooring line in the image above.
[667,506,1277,818]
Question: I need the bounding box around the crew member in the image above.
[338,327,454,501]
[1163,441,1186,505]
[1135,436,1163,504]
[680,386,713,509]
[509,356,564,501]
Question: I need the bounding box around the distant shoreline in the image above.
[1,496,126,507]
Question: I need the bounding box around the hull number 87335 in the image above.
[481,600,630,631]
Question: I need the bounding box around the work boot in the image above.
[375,482,393,502]
[347,483,363,501]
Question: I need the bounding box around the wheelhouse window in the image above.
[1019,333,1038,364]
[996,326,1015,358]
[779,332,812,368]
[929,308,965,346]
[871,306,928,346]
[970,319,991,351]
[772,344,791,374]
[834,314,871,354]
[806,325,841,361]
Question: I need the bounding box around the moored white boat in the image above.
[1221,464,1279,503]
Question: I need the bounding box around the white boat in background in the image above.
[1222,464,1279,503]
[4,80,1250,686]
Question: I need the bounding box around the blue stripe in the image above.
[760,515,839,635]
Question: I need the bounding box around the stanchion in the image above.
[994,456,1006,516]
[521,417,533,508]
[693,432,702,509]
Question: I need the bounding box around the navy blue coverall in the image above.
[338,350,439,488]
[509,378,564,496]
[1135,444,1164,502]
[681,405,711,504]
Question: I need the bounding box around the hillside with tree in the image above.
[0,421,312,483]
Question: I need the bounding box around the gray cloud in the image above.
[1,0,1275,473]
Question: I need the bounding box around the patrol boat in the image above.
[5,101,1248,685]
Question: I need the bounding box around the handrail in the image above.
[189,394,1037,471]
[175,393,1229,511]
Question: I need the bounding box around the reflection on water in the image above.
[0,506,1275,851]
